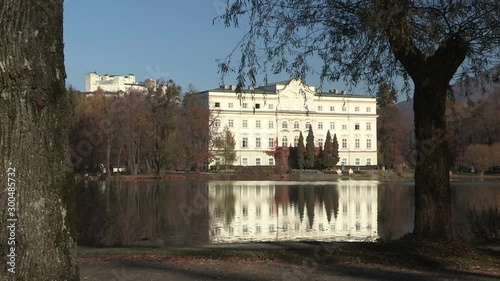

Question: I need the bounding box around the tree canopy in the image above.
[218,0,499,92]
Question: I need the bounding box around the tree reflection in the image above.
[76,180,209,246]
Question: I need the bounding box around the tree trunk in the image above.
[412,78,452,240]
[0,1,79,280]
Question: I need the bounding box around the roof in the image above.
[200,79,374,99]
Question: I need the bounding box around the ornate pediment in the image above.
[276,79,316,111]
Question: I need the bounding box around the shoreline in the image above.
[77,170,500,182]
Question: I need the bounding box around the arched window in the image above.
[294,121,299,129]
[282,121,288,129]
[282,136,288,147]
[294,136,299,146]
[306,121,311,129]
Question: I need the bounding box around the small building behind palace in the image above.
[191,79,378,168]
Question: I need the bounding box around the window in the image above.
[282,121,288,129]
[367,158,372,165]
[255,103,260,109]
[355,158,360,165]
[228,119,234,128]
[294,121,299,129]
[342,138,347,149]
[243,225,249,234]
[242,120,248,128]
[318,122,323,130]
[318,138,324,147]
[355,106,359,112]
[355,123,360,130]
[242,158,248,166]
[268,104,274,110]
[306,121,311,129]
[256,137,261,148]
[342,124,347,130]
[330,106,335,111]
[256,158,261,166]
[366,139,372,149]
[242,103,248,108]
[256,206,261,217]
[256,120,261,128]
[282,136,288,147]
[318,105,323,111]
[228,102,233,108]
[255,225,261,234]
[366,107,371,112]
[242,205,248,217]
[215,119,221,127]
[269,158,274,165]
[242,137,248,148]
[294,136,299,146]
[268,120,274,129]
[214,102,220,108]
[342,106,347,111]
[341,158,347,165]
[269,224,275,233]
[366,122,372,130]
[330,122,335,130]
[269,138,275,148]
[355,139,360,148]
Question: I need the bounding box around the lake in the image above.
[76,180,500,246]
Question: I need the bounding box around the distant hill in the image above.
[396,65,500,130]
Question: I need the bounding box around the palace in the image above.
[194,79,378,168]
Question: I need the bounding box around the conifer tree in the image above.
[297,132,305,169]
[322,130,334,169]
[332,133,340,168]
[305,126,315,169]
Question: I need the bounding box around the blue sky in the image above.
[63,0,361,94]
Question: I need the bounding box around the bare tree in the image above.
[218,0,500,240]
[0,1,79,279]
[460,144,500,176]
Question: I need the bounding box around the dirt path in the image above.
[79,258,500,281]
[78,241,500,281]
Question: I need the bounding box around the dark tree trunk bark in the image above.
[413,78,452,240]
[0,1,79,280]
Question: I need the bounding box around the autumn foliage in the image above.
[69,81,216,175]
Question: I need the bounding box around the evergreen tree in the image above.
[305,126,315,169]
[297,132,305,169]
[322,130,334,169]
[332,133,340,168]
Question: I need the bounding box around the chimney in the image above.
[341,90,346,95]
[231,85,236,91]
[224,84,229,90]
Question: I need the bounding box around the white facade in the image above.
[208,180,379,243]
[194,79,378,168]
[85,72,146,92]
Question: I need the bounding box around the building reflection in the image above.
[208,180,379,243]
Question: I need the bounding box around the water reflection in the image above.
[77,180,210,246]
[209,181,378,242]
[76,180,499,246]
